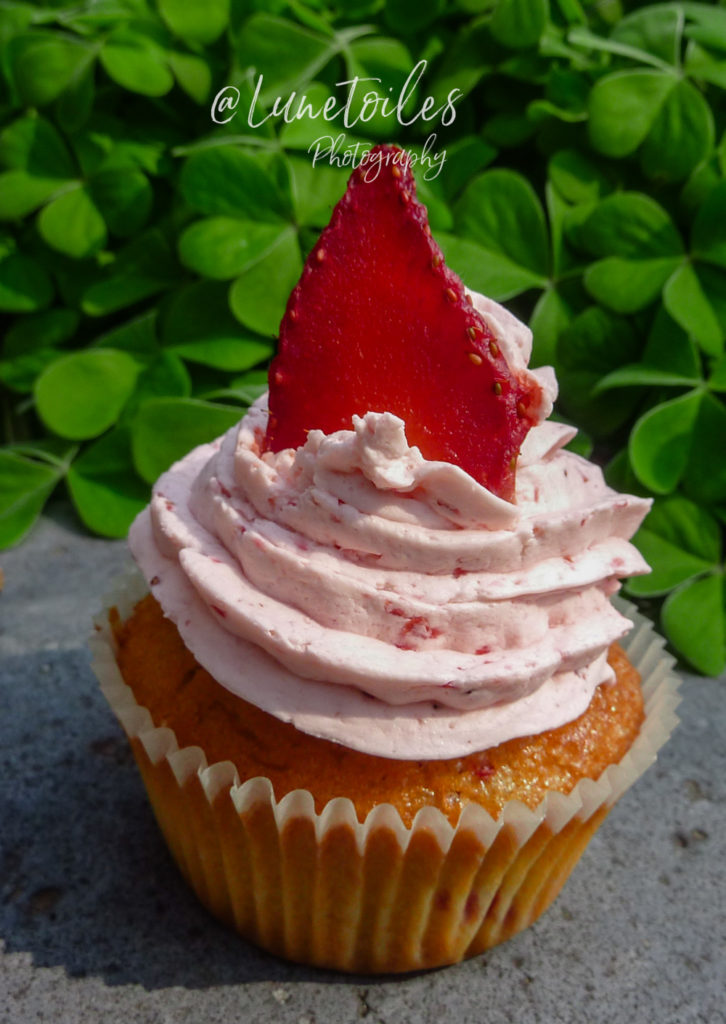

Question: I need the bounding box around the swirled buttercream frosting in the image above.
[129,291,651,759]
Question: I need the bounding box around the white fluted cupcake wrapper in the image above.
[90,569,680,972]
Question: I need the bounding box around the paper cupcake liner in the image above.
[90,570,681,973]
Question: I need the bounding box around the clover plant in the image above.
[0,0,724,675]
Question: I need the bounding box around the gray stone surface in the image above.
[1,503,724,1024]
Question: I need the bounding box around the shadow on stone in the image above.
[0,649,346,989]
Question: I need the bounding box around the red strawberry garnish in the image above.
[264,144,541,500]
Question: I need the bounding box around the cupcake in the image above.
[92,144,680,973]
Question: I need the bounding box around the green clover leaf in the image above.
[67,427,149,538]
[662,574,726,677]
[449,169,549,299]
[100,29,175,98]
[627,495,721,598]
[34,349,141,440]
[160,280,274,370]
[0,450,65,548]
[8,31,95,107]
[37,186,107,259]
[158,0,229,46]
[588,69,714,181]
[629,389,703,495]
[178,219,289,280]
[131,398,242,483]
[229,228,302,337]
[180,147,290,222]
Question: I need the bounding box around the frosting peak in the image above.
[277,409,521,531]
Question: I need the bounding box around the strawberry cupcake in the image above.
[92,145,680,972]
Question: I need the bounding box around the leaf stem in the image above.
[566,27,676,72]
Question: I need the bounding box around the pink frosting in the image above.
[128,293,651,760]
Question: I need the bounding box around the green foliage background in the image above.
[1,0,725,676]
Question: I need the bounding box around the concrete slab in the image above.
[1,503,724,1024]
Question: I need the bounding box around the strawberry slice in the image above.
[264,144,541,500]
